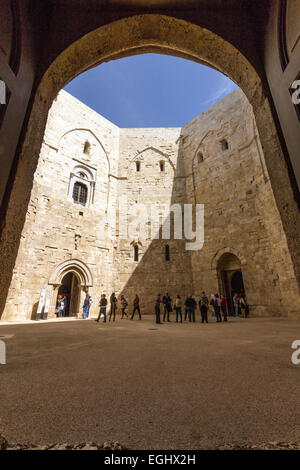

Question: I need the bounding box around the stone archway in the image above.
[0,14,299,319]
[215,252,246,316]
[48,259,93,318]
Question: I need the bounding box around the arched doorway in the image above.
[217,252,246,316]
[49,259,93,319]
[57,272,80,317]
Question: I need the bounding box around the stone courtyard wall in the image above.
[2,91,120,320]
[1,88,299,320]
[116,127,192,313]
[181,89,286,316]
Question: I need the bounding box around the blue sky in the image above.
[64,53,237,128]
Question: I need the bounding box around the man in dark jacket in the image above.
[185,296,197,322]
[155,294,162,324]
[199,292,209,323]
[162,292,172,322]
[96,294,108,322]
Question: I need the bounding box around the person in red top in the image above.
[221,294,228,321]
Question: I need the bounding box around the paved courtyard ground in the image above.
[0,316,299,449]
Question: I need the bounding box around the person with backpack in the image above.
[199,292,209,323]
[120,295,128,319]
[131,294,141,320]
[109,292,117,322]
[96,294,107,322]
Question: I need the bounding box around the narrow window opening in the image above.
[165,244,170,261]
[134,245,139,262]
[136,161,141,172]
[160,161,165,172]
[83,141,91,155]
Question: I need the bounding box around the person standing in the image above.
[174,295,182,323]
[131,294,141,320]
[186,295,196,322]
[221,294,228,321]
[214,294,222,322]
[184,297,189,321]
[210,294,216,317]
[96,294,107,322]
[82,294,90,319]
[61,295,67,317]
[233,293,239,317]
[56,295,64,318]
[155,294,162,324]
[244,296,250,318]
[239,294,246,317]
[162,292,172,322]
[199,292,209,323]
[120,295,128,319]
[109,292,117,322]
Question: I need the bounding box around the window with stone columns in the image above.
[68,163,96,207]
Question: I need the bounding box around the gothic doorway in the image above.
[49,259,93,319]
[57,272,80,317]
[217,253,246,316]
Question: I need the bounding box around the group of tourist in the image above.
[55,290,249,322]
[91,291,249,324]
[95,293,141,323]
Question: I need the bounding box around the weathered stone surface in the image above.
[3,440,126,450]
[1,88,299,320]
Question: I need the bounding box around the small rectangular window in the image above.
[220,139,229,151]
[136,161,141,172]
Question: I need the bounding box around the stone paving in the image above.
[0,316,299,449]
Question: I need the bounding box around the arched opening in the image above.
[217,253,246,316]
[48,259,93,320]
[0,14,299,320]
[57,272,80,317]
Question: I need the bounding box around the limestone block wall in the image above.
[180,88,294,316]
[115,128,192,313]
[2,91,120,320]
[1,88,299,321]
